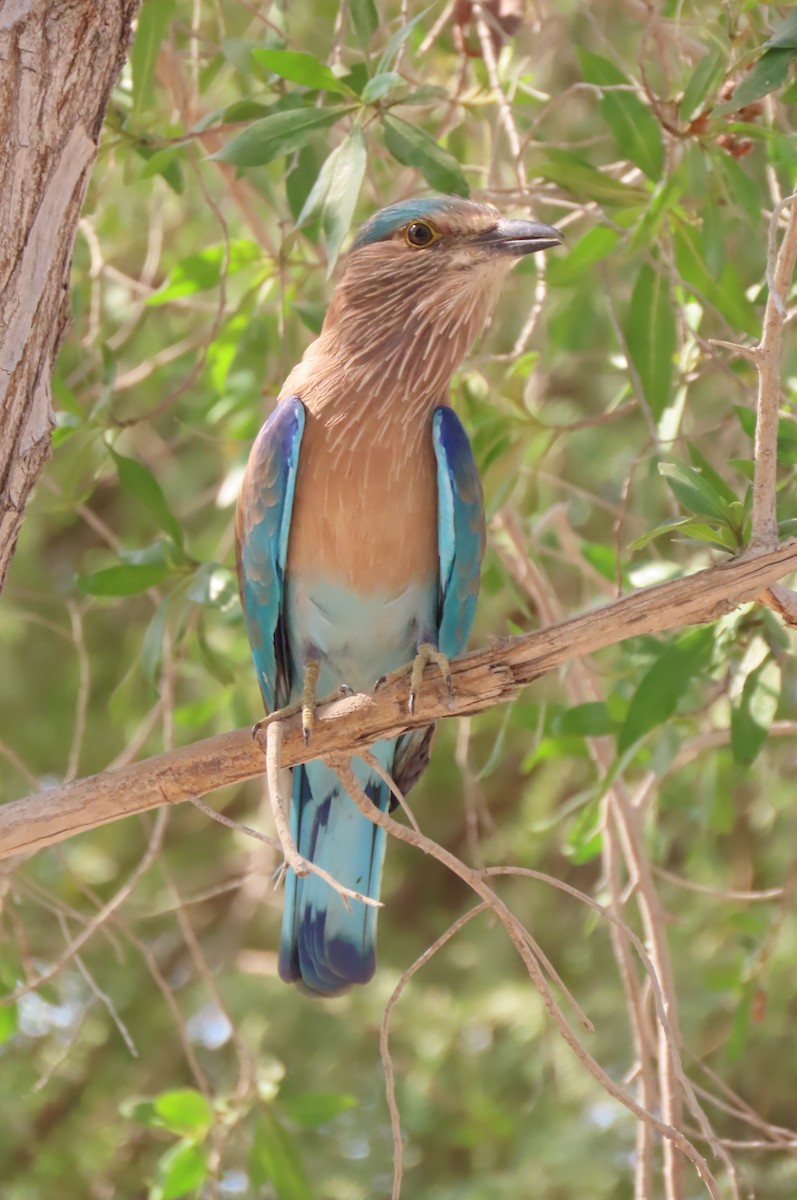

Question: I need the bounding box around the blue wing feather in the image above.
[432,406,486,659]
[236,395,305,711]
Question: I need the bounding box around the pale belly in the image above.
[283,573,437,697]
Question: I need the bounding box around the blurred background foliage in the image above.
[3,0,797,1196]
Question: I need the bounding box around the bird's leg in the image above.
[251,678,353,743]
[409,642,452,714]
[377,641,453,715]
[300,656,320,745]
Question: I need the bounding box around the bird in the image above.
[235,195,563,996]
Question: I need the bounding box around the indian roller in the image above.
[236,195,562,995]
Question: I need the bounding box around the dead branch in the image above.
[1,541,795,862]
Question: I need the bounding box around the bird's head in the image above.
[317,196,563,399]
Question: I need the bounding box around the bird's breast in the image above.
[285,407,440,595]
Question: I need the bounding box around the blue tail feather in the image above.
[278,747,392,997]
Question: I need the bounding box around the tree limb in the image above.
[1,540,795,862]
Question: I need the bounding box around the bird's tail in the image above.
[278,744,392,996]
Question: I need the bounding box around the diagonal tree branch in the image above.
[1,540,795,862]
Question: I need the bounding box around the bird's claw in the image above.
[408,643,452,716]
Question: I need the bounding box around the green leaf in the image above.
[625,264,676,419]
[565,798,603,864]
[298,127,367,271]
[713,48,794,117]
[153,1089,214,1138]
[674,221,758,334]
[678,47,726,122]
[376,6,431,74]
[534,149,648,207]
[77,563,170,597]
[251,49,352,95]
[765,10,797,51]
[578,50,663,180]
[130,0,176,122]
[627,518,695,552]
[110,450,183,548]
[361,71,404,104]
[382,116,469,196]
[731,656,781,768]
[120,1097,159,1126]
[686,444,737,507]
[726,984,754,1064]
[148,240,261,305]
[135,145,185,194]
[323,126,366,269]
[280,1091,358,1128]
[658,461,732,522]
[628,176,682,252]
[250,1112,311,1200]
[151,1140,207,1200]
[553,703,616,737]
[618,626,715,752]
[546,225,620,287]
[349,0,378,49]
[0,1003,18,1044]
[213,105,351,167]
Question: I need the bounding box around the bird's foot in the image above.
[409,643,452,715]
[375,644,452,714]
[252,672,353,746]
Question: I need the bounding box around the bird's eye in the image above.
[406,221,436,248]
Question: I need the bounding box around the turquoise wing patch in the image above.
[432,406,486,659]
[236,395,305,711]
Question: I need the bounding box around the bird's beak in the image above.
[476,219,565,256]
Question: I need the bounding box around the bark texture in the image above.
[0,0,141,593]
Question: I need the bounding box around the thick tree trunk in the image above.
[0,0,141,594]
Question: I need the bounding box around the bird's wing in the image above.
[235,395,305,712]
[432,405,486,659]
[394,408,484,798]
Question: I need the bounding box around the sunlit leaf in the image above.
[153,1089,214,1137]
[148,240,261,304]
[151,1140,207,1200]
[251,48,353,95]
[0,1004,18,1044]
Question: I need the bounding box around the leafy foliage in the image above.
[3,1,797,1198]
